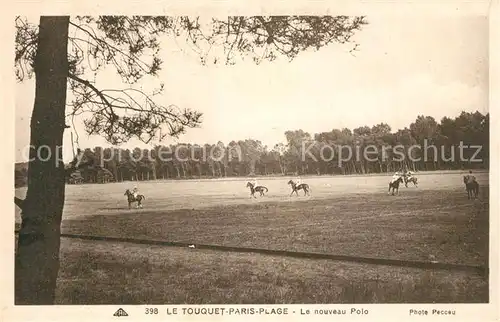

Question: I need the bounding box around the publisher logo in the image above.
[113,308,129,317]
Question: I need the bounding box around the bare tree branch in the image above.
[68,73,116,115]
[16,15,366,146]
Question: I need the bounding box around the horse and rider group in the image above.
[248,169,479,200]
[123,170,480,208]
[247,170,418,199]
[246,178,311,198]
[388,169,479,199]
[388,170,418,195]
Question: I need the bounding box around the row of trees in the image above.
[15,110,488,187]
[78,110,491,181]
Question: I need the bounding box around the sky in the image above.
[15,15,489,163]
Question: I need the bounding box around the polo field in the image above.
[14,170,489,304]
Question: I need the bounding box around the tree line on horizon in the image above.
[15,110,489,187]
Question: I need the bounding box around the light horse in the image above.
[288,180,311,196]
[404,175,418,187]
[388,176,404,195]
[124,189,146,209]
[463,176,479,200]
[246,182,269,198]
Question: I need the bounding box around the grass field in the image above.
[14,171,490,304]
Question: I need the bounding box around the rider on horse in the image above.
[391,171,401,184]
[464,170,476,185]
[132,187,139,199]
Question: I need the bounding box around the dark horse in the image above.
[124,189,146,209]
[246,182,269,198]
[463,175,479,200]
[404,175,418,187]
[288,180,310,196]
[388,176,404,195]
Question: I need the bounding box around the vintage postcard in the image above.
[1,0,498,321]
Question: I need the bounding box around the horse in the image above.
[124,189,146,209]
[404,175,418,187]
[246,182,269,198]
[388,176,404,195]
[288,180,311,196]
[463,176,479,200]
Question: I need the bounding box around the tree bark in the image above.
[112,164,118,182]
[151,165,157,180]
[15,16,70,305]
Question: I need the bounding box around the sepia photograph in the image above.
[11,11,491,310]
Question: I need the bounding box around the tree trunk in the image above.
[15,16,70,305]
[215,162,221,177]
[209,162,214,177]
[360,162,366,174]
[152,164,157,180]
[112,165,118,182]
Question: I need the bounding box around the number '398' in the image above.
[145,308,159,314]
